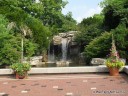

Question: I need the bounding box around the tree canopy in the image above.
[0,0,77,66]
[75,14,104,51]
[100,0,128,30]
[75,0,128,64]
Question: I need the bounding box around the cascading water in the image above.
[61,38,68,61]
[29,31,86,67]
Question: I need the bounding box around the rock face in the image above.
[53,36,62,45]
[52,31,77,45]
[91,58,126,66]
[23,56,42,66]
[59,33,67,38]
[91,58,106,66]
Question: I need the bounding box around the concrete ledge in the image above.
[0,66,126,75]
[0,69,13,75]
[29,66,109,74]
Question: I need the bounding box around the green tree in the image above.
[0,15,9,35]
[84,24,128,64]
[75,14,104,51]
[100,0,128,30]
[112,24,128,59]
[84,32,111,63]
[23,38,38,58]
[38,0,69,34]
[0,35,21,66]
[0,0,51,54]
[0,15,20,66]
[0,15,38,66]
[0,0,77,66]
[61,12,77,32]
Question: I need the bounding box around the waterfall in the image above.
[61,38,68,61]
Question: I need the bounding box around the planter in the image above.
[15,72,28,79]
[109,67,119,76]
[11,63,31,79]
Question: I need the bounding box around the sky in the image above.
[62,0,103,23]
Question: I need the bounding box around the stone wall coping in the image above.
[0,66,127,75]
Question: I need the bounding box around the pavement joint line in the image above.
[39,77,103,79]
[0,75,123,81]
[29,75,121,79]
[32,75,121,77]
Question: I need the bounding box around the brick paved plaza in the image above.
[0,73,128,96]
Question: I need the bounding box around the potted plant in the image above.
[10,63,31,79]
[106,35,125,76]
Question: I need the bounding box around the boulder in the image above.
[53,36,62,45]
[59,33,67,38]
[91,58,106,66]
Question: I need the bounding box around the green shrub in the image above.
[84,32,111,60]
[10,63,31,76]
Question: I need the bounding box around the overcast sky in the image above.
[62,0,103,23]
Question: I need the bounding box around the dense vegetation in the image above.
[0,0,127,67]
[0,0,77,67]
[76,0,128,64]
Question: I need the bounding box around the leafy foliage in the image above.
[112,24,128,58]
[0,14,9,35]
[61,12,77,32]
[0,0,52,53]
[0,35,21,66]
[0,15,37,66]
[106,34,125,68]
[75,14,104,51]
[0,0,76,67]
[0,15,20,66]
[76,0,128,64]
[10,63,31,76]
[100,0,128,30]
[106,59,124,68]
[25,16,50,53]
[84,32,111,60]
[24,39,38,58]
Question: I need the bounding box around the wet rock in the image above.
[91,58,106,66]
[53,36,62,45]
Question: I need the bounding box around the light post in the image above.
[21,36,24,63]
[20,25,27,63]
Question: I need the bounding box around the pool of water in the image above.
[34,62,86,68]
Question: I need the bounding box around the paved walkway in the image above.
[0,73,128,96]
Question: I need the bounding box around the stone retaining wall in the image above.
[0,66,127,75]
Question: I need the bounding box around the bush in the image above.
[10,63,31,76]
[84,32,111,62]
[0,36,21,66]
